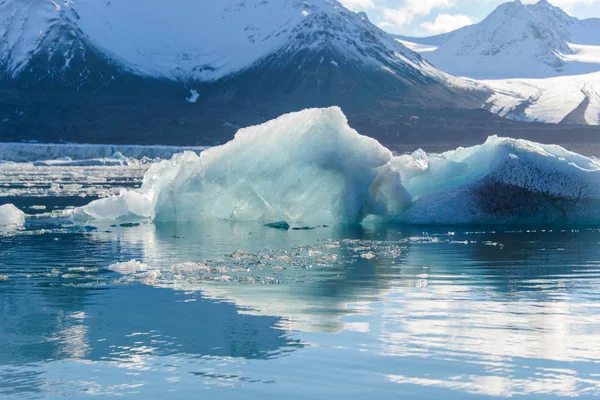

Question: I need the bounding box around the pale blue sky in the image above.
[338,0,600,36]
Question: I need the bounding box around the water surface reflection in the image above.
[1,220,600,398]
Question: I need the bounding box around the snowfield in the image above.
[478,72,600,125]
[75,107,600,225]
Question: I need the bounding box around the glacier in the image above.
[0,142,207,163]
[0,204,26,227]
[75,107,600,225]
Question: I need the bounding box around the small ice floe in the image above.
[106,260,162,285]
[0,204,25,227]
[360,252,376,260]
[107,260,148,275]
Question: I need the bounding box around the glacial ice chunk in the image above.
[107,260,149,275]
[75,107,411,224]
[0,204,26,226]
[392,136,600,224]
[75,108,600,225]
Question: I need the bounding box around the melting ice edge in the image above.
[41,106,600,225]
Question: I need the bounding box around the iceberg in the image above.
[0,204,26,227]
[75,107,411,224]
[392,136,600,224]
[75,107,600,225]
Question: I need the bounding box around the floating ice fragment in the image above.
[107,260,149,275]
[0,204,25,226]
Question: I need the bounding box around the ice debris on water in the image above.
[99,236,483,289]
[74,107,600,225]
[0,142,206,162]
[107,260,149,275]
[102,239,404,287]
[23,233,510,289]
[0,204,25,226]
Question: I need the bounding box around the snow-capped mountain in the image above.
[0,0,474,89]
[397,0,600,126]
[399,0,600,80]
[0,0,497,145]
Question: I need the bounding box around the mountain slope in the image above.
[399,0,600,80]
[0,0,475,90]
[0,0,498,146]
[396,0,600,126]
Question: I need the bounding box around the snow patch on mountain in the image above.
[396,40,438,53]
[0,0,79,76]
[479,72,600,125]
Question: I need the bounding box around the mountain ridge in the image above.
[398,0,600,79]
[0,0,470,88]
[395,0,600,127]
[1,0,599,147]
[0,0,497,147]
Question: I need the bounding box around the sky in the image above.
[338,0,600,36]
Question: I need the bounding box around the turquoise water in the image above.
[1,165,600,399]
[2,217,600,399]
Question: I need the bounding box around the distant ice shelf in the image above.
[0,142,209,162]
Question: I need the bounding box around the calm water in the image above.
[1,165,600,399]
